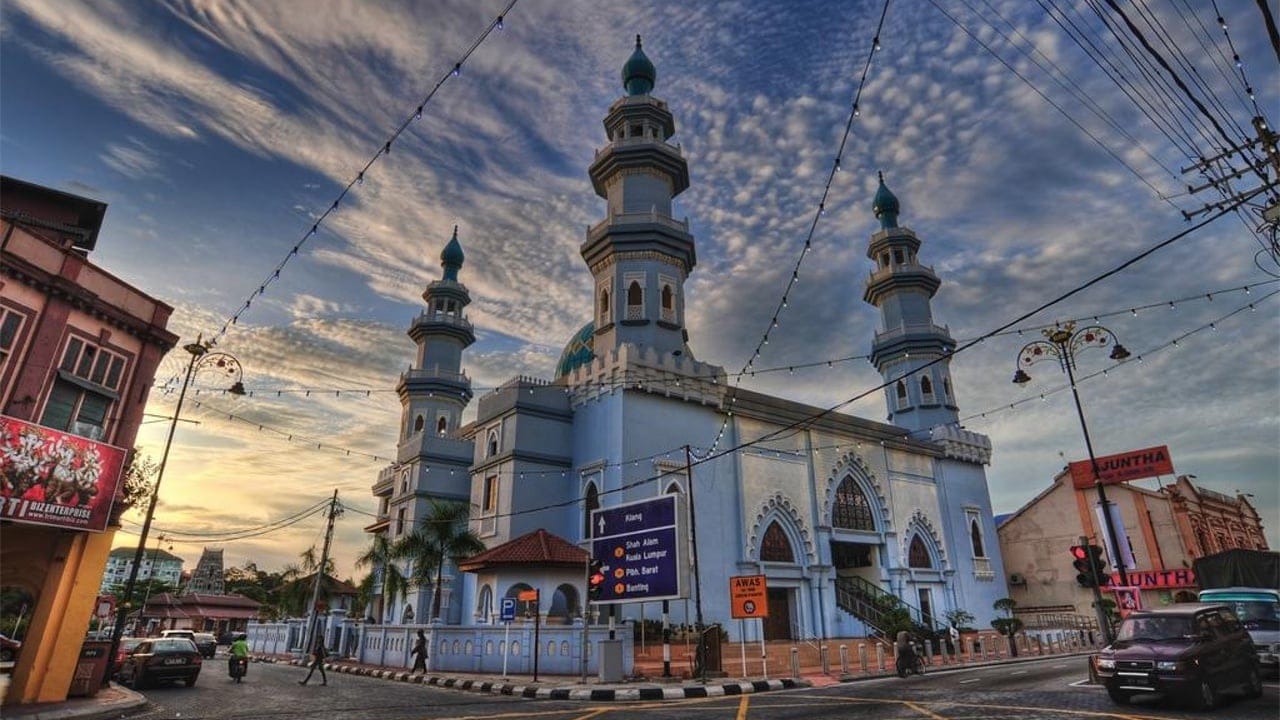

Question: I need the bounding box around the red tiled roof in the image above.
[459,528,587,572]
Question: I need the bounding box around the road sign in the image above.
[730,575,768,619]
[499,597,517,623]
[590,495,687,604]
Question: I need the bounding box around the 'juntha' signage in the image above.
[1069,445,1173,489]
[0,415,127,532]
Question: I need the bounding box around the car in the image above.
[192,632,217,658]
[1093,603,1263,709]
[160,629,196,641]
[113,637,145,669]
[117,638,202,689]
[0,633,20,662]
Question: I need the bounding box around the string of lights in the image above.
[960,288,1278,427]
[119,498,330,538]
[191,2,518,356]
[706,0,893,458]
[118,501,330,543]
[154,279,1273,400]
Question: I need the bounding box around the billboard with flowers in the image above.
[0,414,127,532]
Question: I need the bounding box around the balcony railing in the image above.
[874,323,952,345]
[587,209,690,240]
[412,310,472,332]
[400,366,471,385]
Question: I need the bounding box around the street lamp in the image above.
[1012,321,1131,640]
[107,336,244,677]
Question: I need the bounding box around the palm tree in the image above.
[392,499,486,622]
[354,534,406,623]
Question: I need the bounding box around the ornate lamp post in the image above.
[1013,322,1131,637]
[107,337,244,675]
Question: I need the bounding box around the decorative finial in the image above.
[872,171,900,230]
[636,34,642,47]
[441,225,465,281]
[622,35,656,95]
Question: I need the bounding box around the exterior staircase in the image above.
[833,575,948,643]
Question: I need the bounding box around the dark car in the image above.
[192,632,217,658]
[1094,603,1263,709]
[117,637,202,688]
[0,633,20,662]
[113,637,145,670]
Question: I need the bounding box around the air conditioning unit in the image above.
[1008,572,1027,585]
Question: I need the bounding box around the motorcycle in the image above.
[895,641,925,677]
[228,656,249,683]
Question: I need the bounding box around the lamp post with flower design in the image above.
[106,336,245,679]
[1012,322,1131,638]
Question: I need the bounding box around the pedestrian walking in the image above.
[298,636,328,686]
[411,629,428,674]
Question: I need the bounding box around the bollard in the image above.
[875,643,885,671]
[924,640,934,667]
[858,643,868,672]
[966,637,976,662]
[820,644,829,675]
[839,644,850,675]
[790,647,800,679]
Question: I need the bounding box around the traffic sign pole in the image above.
[684,445,706,683]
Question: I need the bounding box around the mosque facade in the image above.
[367,38,1009,641]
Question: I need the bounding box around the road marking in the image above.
[571,710,611,720]
[903,701,948,719]
[1010,670,1026,675]
[835,696,1183,720]
[959,678,981,684]
[1052,664,1066,668]
[735,696,749,720]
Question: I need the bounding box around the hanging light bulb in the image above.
[496,15,504,30]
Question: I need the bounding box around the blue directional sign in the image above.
[590,495,687,604]
[499,597,517,623]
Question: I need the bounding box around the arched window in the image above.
[403,604,415,623]
[487,430,499,458]
[583,482,600,539]
[896,381,907,399]
[920,375,933,398]
[626,281,643,320]
[908,535,932,568]
[969,520,985,558]
[477,585,493,622]
[550,584,579,620]
[942,378,952,401]
[599,288,610,319]
[665,481,682,495]
[833,478,875,531]
[760,521,795,563]
[661,285,673,309]
[413,415,425,432]
[437,416,448,435]
[508,583,537,616]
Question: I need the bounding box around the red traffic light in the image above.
[1070,545,1088,560]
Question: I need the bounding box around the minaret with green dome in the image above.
[580,35,697,361]
[862,174,960,432]
[399,225,475,446]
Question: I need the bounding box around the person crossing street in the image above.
[298,636,328,686]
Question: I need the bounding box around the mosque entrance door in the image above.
[764,588,792,640]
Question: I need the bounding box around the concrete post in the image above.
[858,643,868,672]
[839,644,850,675]
[875,643,885,671]
[790,647,800,678]
[820,644,829,675]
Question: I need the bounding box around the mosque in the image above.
[366,37,1009,641]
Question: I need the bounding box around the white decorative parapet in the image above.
[566,342,726,409]
[929,424,993,465]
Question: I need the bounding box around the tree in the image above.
[872,594,917,641]
[354,534,406,623]
[117,449,159,515]
[991,597,1024,657]
[392,499,486,622]
[276,545,334,618]
[944,608,976,632]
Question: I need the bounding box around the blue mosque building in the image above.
[367,38,1009,641]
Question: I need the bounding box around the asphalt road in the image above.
[126,654,1280,720]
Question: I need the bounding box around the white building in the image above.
[99,546,183,595]
[367,37,1010,642]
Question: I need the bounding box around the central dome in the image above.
[554,321,596,379]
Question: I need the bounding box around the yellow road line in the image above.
[832,695,1186,720]
[570,709,611,720]
[735,695,750,720]
[903,700,948,720]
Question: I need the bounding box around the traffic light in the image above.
[1070,544,1111,587]
[588,560,605,600]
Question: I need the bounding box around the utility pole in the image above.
[684,445,706,683]
[304,490,341,656]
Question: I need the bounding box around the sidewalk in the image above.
[0,683,147,720]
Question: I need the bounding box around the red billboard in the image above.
[0,415,127,532]
[1069,445,1174,490]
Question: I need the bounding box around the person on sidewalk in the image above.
[411,629,428,674]
[299,637,328,686]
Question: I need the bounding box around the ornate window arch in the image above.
[969,519,985,558]
[583,482,600,539]
[414,414,425,432]
[626,280,644,320]
[920,375,933,399]
[477,584,493,622]
[908,535,932,568]
[824,453,889,535]
[833,477,875,531]
[486,429,499,458]
[436,416,448,435]
[760,522,795,562]
[746,493,814,564]
[901,510,947,571]
[599,287,610,319]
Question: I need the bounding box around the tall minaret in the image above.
[398,226,475,449]
[582,36,697,360]
[862,174,959,432]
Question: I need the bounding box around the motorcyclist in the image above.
[228,633,250,679]
[895,630,920,676]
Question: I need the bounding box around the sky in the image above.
[2,0,1277,582]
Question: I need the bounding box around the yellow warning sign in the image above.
[729,574,768,619]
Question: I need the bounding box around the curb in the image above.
[0,684,148,720]
[254,656,808,701]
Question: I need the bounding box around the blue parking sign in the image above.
[499,597,517,623]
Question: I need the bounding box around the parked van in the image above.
[1198,587,1280,673]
